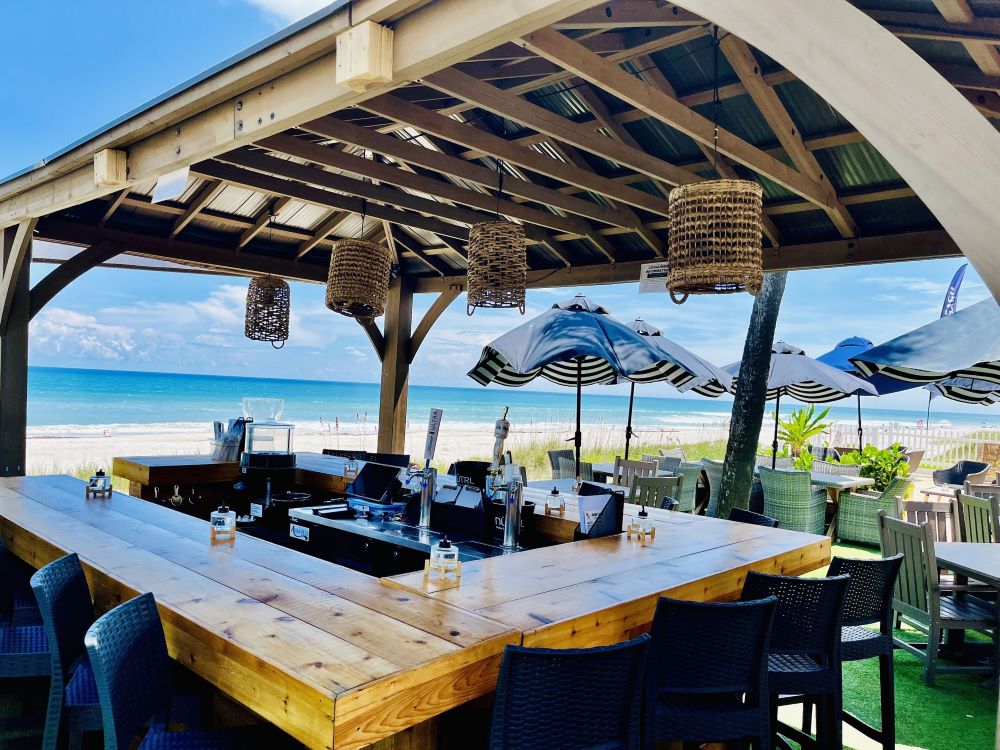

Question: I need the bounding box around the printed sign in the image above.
[250,502,264,518]
[424,408,444,461]
[638,261,669,294]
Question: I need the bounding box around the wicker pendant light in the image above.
[325,205,391,320]
[666,26,763,305]
[245,275,290,348]
[467,159,526,315]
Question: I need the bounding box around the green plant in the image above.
[794,449,815,472]
[776,405,831,456]
[839,442,909,492]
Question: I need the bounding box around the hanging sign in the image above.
[638,262,669,294]
[424,408,444,462]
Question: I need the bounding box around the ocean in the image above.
[25,366,1000,437]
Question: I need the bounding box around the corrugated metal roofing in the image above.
[849,196,940,235]
[815,141,902,193]
[774,80,851,139]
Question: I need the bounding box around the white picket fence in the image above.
[828,422,1000,468]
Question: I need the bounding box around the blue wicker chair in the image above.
[30,553,102,750]
[758,467,827,535]
[84,593,271,749]
[728,507,780,528]
[0,538,41,627]
[647,596,777,749]
[489,635,650,750]
[741,572,850,750]
[798,555,904,750]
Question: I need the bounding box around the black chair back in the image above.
[828,554,904,629]
[741,571,849,662]
[30,553,95,682]
[489,635,650,750]
[728,507,780,528]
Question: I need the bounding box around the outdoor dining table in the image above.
[921,484,963,501]
[934,542,1000,678]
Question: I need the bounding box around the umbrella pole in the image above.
[771,393,781,470]
[624,382,635,461]
[926,391,932,428]
[575,360,583,480]
[857,394,863,453]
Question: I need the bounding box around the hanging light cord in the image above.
[495,158,505,220]
[711,24,721,175]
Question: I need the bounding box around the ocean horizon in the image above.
[25,365,1000,438]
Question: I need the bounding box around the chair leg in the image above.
[41,677,63,750]
[68,730,84,750]
[830,687,844,750]
[801,698,813,737]
[878,651,895,750]
[925,624,941,687]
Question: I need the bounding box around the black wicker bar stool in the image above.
[741,571,850,750]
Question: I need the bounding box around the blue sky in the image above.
[5,1,991,413]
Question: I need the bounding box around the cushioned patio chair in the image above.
[558,457,593,482]
[546,449,574,480]
[489,636,650,750]
[878,511,998,685]
[701,459,725,518]
[646,596,776,749]
[932,459,989,488]
[728,507,779,528]
[741,572,850,750]
[85,593,277,749]
[628,476,680,510]
[673,462,702,513]
[758,466,827,535]
[836,476,912,547]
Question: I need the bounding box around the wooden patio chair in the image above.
[896,498,956,542]
[628,476,681,510]
[953,492,1000,544]
[877,511,999,685]
[612,457,655,489]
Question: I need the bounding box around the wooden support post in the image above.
[0,226,32,476]
[377,278,414,455]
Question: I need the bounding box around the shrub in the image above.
[838,442,909,492]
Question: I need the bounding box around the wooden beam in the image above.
[391,227,451,275]
[0,235,30,476]
[519,27,837,211]
[305,116,633,227]
[29,242,122,319]
[358,319,386,361]
[932,1,1000,81]
[361,94,667,217]
[377,278,413,454]
[259,133,592,236]
[170,179,226,238]
[193,159,473,242]
[0,220,38,331]
[411,229,963,292]
[238,196,292,250]
[0,0,605,229]
[35,218,329,284]
[869,8,1000,44]
[98,190,129,228]
[409,286,461,361]
[553,2,704,28]
[720,36,856,238]
[297,211,351,259]
[424,68,702,189]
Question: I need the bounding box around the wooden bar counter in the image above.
[0,474,830,749]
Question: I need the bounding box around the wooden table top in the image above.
[935,542,1000,587]
[387,509,830,649]
[0,475,517,750]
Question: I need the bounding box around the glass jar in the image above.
[210,506,236,539]
[429,537,460,577]
[245,422,294,455]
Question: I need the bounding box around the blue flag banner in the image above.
[940,263,968,318]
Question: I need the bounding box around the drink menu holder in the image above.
[573,485,625,541]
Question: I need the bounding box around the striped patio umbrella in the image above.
[929,377,1000,406]
[851,298,1000,386]
[616,317,732,460]
[726,341,877,468]
[468,294,729,477]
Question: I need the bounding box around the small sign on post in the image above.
[424,408,444,462]
[638,261,669,294]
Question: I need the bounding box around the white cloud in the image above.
[30,308,138,361]
[344,345,369,362]
[243,0,331,24]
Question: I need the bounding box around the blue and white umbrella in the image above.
[469,294,731,476]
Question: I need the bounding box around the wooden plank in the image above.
[112,455,242,486]
[98,189,130,228]
[29,241,122,319]
[238,196,293,250]
[170,179,226,238]
[553,2,704,28]
[931,1,1000,81]
[519,28,837,211]
[0,220,37,331]
[378,279,413,454]
[0,231,30,476]
[671,0,1000,301]
[361,94,667,216]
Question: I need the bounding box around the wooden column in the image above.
[0,223,35,476]
[377,278,414,454]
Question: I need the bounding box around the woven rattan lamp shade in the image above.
[467,220,526,315]
[326,238,391,320]
[245,276,290,346]
[667,179,763,304]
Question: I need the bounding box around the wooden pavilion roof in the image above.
[9,0,1000,293]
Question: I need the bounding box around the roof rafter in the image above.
[169,179,227,238]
